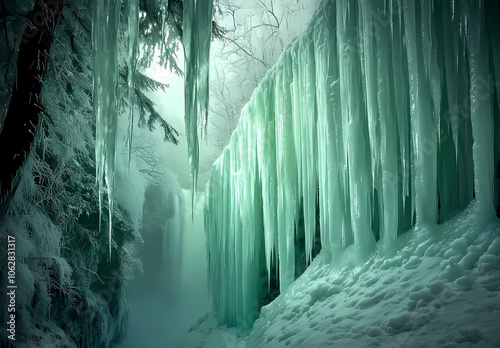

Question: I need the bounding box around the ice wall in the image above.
[204,0,500,327]
[183,0,213,210]
[92,0,121,257]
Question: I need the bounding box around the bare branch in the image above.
[222,36,269,67]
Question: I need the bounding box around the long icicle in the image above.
[126,0,139,166]
[183,0,213,217]
[161,0,167,54]
[92,0,121,259]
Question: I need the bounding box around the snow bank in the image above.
[245,202,500,347]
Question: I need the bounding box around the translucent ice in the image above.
[92,0,120,257]
[126,0,139,165]
[183,0,213,210]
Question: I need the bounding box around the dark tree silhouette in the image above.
[0,0,64,218]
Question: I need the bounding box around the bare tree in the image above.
[203,0,316,171]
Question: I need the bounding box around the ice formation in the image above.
[92,0,121,257]
[183,0,213,208]
[126,0,139,164]
[204,0,500,327]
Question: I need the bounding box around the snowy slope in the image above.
[195,202,500,347]
[243,203,500,347]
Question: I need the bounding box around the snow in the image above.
[92,0,121,257]
[196,202,500,347]
[204,0,500,330]
[183,0,214,209]
[244,202,500,347]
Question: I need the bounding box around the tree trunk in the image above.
[0,0,64,218]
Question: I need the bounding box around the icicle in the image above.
[339,0,375,251]
[183,0,213,215]
[126,0,139,166]
[374,0,399,242]
[92,0,121,258]
[466,1,496,221]
[403,0,438,224]
[255,83,278,284]
[160,0,167,54]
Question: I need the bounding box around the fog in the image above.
[118,189,208,347]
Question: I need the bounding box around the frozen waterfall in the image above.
[204,0,500,328]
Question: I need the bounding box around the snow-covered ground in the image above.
[196,202,500,347]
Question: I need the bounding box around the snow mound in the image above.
[241,203,500,347]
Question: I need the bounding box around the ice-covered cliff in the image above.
[204,0,500,328]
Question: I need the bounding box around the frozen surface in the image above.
[204,0,500,327]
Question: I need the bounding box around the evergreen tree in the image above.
[0,0,220,346]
